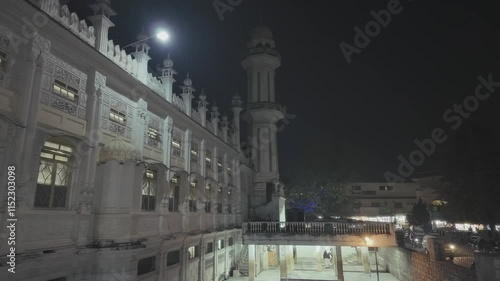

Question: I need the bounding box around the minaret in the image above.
[231,94,243,149]
[131,30,151,84]
[180,73,195,117]
[88,0,117,54]
[242,25,284,184]
[159,54,177,102]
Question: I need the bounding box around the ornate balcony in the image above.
[242,221,397,247]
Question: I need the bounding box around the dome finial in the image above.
[183,73,192,86]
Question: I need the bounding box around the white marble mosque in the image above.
[0,1,398,281]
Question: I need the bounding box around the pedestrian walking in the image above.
[323,249,331,268]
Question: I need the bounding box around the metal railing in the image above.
[242,222,392,236]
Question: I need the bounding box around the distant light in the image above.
[365,237,373,246]
[318,215,323,219]
[156,31,170,42]
[449,244,455,250]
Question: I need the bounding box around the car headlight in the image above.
[448,244,455,250]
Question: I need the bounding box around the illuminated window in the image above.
[227,189,232,213]
[205,184,212,213]
[147,127,161,143]
[169,176,180,212]
[217,239,225,250]
[52,80,79,103]
[191,143,199,163]
[172,139,182,157]
[227,166,232,182]
[141,170,157,211]
[35,141,73,208]
[187,245,199,259]
[205,151,212,169]
[217,158,223,172]
[109,108,126,125]
[379,185,394,191]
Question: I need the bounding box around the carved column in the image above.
[18,51,44,210]
[335,246,344,281]
[162,117,173,167]
[248,244,256,281]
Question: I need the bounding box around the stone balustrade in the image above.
[243,221,392,236]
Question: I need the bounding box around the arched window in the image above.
[35,141,74,208]
[141,169,157,211]
[205,183,212,213]
[169,175,180,212]
[189,178,198,212]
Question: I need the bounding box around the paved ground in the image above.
[228,268,400,281]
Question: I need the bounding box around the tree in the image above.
[406,198,431,226]
[284,169,358,220]
[313,182,355,218]
[440,124,500,236]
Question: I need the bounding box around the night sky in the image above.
[68,0,500,181]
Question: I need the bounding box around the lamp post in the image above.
[374,247,380,281]
[122,30,170,49]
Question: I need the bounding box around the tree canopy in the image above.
[439,124,500,231]
[284,169,358,219]
[406,198,431,226]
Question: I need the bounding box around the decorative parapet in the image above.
[147,73,163,95]
[192,109,203,125]
[105,40,138,75]
[33,0,236,149]
[243,222,392,236]
[172,94,186,113]
[207,121,215,134]
[38,0,96,46]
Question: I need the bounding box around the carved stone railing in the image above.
[192,110,203,125]
[172,94,186,113]
[38,0,96,46]
[242,222,392,236]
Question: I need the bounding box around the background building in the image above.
[0,0,285,280]
[349,182,419,224]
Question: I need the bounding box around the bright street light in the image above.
[122,29,170,49]
[156,30,170,42]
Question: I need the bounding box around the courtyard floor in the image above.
[227,268,401,281]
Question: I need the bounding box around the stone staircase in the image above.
[237,245,249,276]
